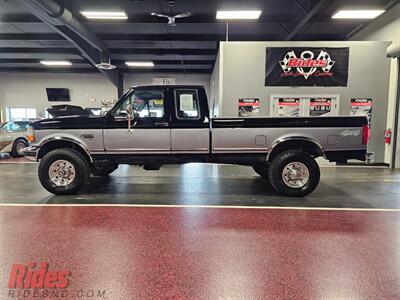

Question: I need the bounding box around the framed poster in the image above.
[309,97,332,116]
[350,98,373,126]
[265,47,349,86]
[277,98,300,117]
[238,98,260,117]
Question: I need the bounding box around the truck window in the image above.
[175,89,200,120]
[114,90,165,118]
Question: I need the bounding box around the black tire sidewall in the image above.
[268,150,320,197]
[11,139,27,158]
[38,149,89,195]
[252,164,269,178]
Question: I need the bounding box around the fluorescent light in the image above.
[40,60,72,66]
[125,61,154,67]
[332,10,385,19]
[80,11,128,19]
[216,10,262,20]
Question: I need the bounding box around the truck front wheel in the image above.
[38,148,90,195]
[268,150,320,197]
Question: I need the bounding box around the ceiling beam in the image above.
[0,32,350,42]
[284,0,332,41]
[0,47,217,55]
[0,67,212,74]
[20,0,122,93]
[0,58,214,65]
[0,14,294,24]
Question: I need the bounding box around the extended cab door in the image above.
[170,87,210,154]
[104,87,170,154]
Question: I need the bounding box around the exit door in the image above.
[270,94,339,117]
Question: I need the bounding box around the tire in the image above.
[268,150,320,197]
[10,139,28,158]
[252,163,270,178]
[38,148,90,195]
[91,164,118,177]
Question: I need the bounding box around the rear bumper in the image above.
[22,146,39,161]
[325,150,370,163]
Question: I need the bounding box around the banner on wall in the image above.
[238,98,260,117]
[350,98,373,126]
[152,78,176,85]
[309,98,332,116]
[265,47,349,86]
[278,98,300,117]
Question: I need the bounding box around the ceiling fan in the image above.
[151,0,191,26]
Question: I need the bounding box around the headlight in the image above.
[27,126,35,142]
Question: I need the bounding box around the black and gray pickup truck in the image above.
[24,85,370,197]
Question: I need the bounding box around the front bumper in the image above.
[23,146,39,161]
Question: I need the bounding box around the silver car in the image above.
[0,121,30,157]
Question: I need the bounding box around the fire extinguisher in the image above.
[384,128,392,144]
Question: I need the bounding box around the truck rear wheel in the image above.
[252,163,270,178]
[268,150,320,197]
[38,148,90,195]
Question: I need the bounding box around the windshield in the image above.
[1,122,29,132]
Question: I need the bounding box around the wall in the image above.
[210,52,221,117]
[124,73,211,97]
[217,41,391,163]
[350,3,400,167]
[0,72,211,122]
[0,73,117,120]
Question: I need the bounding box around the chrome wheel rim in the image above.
[16,141,25,156]
[48,160,76,187]
[282,162,309,188]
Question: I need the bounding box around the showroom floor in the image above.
[1,158,400,299]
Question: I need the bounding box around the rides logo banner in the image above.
[265,47,349,86]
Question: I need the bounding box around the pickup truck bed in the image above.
[24,85,370,197]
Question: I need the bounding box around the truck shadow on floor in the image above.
[44,175,372,208]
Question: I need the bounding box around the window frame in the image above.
[174,88,201,121]
[112,89,166,119]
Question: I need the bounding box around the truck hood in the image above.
[32,115,106,130]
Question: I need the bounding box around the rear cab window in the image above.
[174,89,200,120]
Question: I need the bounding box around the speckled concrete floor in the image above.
[0,206,399,299]
[1,161,400,299]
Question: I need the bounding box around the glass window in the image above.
[175,90,200,119]
[7,108,37,122]
[114,90,164,118]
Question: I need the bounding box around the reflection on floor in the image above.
[0,206,399,299]
[0,162,399,208]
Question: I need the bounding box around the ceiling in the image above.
[0,0,396,77]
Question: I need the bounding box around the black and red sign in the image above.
[265,47,349,86]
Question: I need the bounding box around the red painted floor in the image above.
[0,206,399,299]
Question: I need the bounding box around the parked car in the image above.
[24,85,370,196]
[0,121,30,157]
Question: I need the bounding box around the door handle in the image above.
[154,121,169,127]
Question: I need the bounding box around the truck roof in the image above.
[130,85,205,89]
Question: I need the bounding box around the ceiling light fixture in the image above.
[216,10,262,20]
[80,11,128,20]
[40,60,72,66]
[332,10,385,19]
[125,61,155,67]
